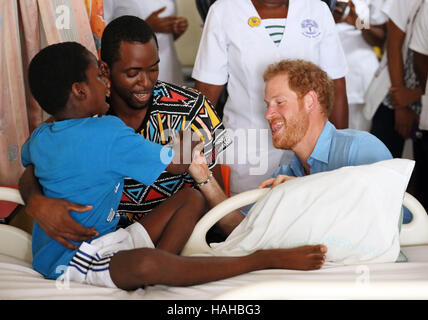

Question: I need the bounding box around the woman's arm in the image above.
[195,80,226,110]
[330,77,349,129]
[386,19,419,139]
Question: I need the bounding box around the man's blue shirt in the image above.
[272,121,412,224]
[243,121,395,216]
[273,121,393,178]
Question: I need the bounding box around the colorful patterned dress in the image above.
[110,81,231,227]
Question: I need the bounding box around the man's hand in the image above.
[146,7,177,34]
[258,175,296,189]
[26,194,97,250]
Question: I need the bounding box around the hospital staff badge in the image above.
[248,16,261,27]
[301,19,321,38]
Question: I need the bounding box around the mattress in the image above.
[1,245,428,300]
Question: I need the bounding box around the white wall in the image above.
[175,0,203,67]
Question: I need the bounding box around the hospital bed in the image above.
[1,186,428,300]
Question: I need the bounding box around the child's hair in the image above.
[263,59,335,117]
[101,15,158,67]
[28,41,93,116]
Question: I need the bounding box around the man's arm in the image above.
[19,165,96,249]
[188,151,243,236]
[330,77,349,129]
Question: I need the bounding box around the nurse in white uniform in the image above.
[192,0,348,195]
[103,0,186,85]
[334,0,387,131]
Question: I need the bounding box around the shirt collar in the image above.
[308,121,334,165]
[288,121,334,176]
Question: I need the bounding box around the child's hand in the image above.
[167,130,202,174]
[258,174,296,189]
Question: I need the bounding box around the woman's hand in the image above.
[173,16,188,40]
[146,7,176,34]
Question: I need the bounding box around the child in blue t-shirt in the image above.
[23,41,206,288]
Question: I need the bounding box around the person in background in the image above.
[408,0,428,211]
[103,0,187,85]
[192,0,349,197]
[363,0,426,211]
[364,0,424,157]
[334,0,387,131]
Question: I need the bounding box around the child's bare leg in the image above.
[139,188,205,254]
[109,244,327,290]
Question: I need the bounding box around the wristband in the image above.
[194,171,213,188]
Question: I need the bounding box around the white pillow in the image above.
[210,159,415,265]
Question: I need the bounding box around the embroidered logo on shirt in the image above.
[114,182,120,193]
[248,16,261,27]
[301,19,320,38]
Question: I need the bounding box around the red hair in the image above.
[263,59,334,116]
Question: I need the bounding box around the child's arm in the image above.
[164,130,203,174]
[19,165,97,250]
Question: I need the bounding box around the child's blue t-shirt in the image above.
[21,115,172,279]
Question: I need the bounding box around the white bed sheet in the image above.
[1,245,428,300]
